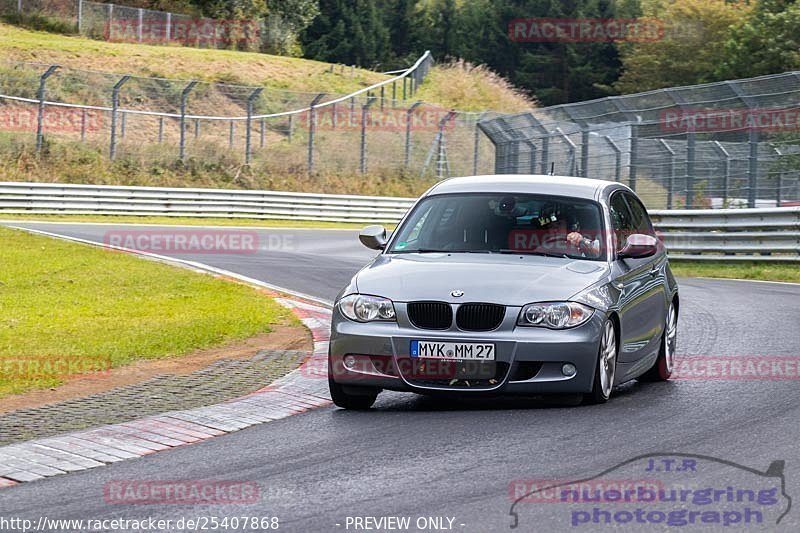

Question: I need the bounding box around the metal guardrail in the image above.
[0,182,417,223]
[651,207,800,262]
[1,182,797,261]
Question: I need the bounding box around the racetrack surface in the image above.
[2,221,799,532]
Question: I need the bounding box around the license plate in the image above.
[410,340,495,361]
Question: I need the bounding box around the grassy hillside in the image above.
[0,23,533,111]
[0,23,533,196]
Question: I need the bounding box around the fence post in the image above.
[773,147,783,207]
[473,113,486,175]
[524,140,537,174]
[629,123,639,191]
[194,119,199,140]
[179,81,197,162]
[404,101,423,167]
[158,117,164,143]
[580,128,590,177]
[710,141,730,208]
[403,77,407,100]
[17,0,21,13]
[392,81,397,107]
[554,127,577,176]
[360,97,377,174]
[109,75,130,160]
[307,93,326,175]
[603,135,622,184]
[727,81,759,208]
[685,125,696,207]
[380,85,385,112]
[245,88,264,165]
[107,3,113,40]
[435,112,456,179]
[260,119,265,148]
[658,139,676,209]
[77,0,83,33]
[748,128,759,208]
[35,65,59,154]
[137,8,143,42]
[165,12,172,42]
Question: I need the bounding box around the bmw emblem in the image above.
[451,290,464,298]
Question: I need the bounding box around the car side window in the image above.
[609,192,635,252]
[623,193,656,237]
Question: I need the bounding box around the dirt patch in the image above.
[0,322,311,415]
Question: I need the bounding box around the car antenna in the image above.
[548,162,555,176]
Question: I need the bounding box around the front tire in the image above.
[583,319,617,405]
[639,300,677,382]
[328,376,379,410]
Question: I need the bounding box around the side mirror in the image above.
[618,233,659,259]
[359,225,387,250]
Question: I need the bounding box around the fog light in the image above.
[343,355,357,370]
[562,363,577,377]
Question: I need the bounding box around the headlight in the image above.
[338,294,396,322]
[518,302,594,329]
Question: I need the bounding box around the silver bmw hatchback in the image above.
[329,175,679,408]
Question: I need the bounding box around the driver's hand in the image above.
[566,232,583,247]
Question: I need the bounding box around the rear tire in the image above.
[582,319,617,405]
[328,376,379,410]
[639,300,677,382]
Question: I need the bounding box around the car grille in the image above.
[407,301,453,330]
[456,303,506,331]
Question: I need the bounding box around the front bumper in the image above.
[329,304,606,395]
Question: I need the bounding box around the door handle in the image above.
[648,267,660,277]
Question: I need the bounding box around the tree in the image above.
[614,0,753,94]
[301,0,391,67]
[264,0,320,55]
[716,0,800,79]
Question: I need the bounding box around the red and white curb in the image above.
[0,298,333,488]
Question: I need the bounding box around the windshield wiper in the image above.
[498,249,569,259]
[394,248,495,254]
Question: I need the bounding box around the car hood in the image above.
[354,253,610,306]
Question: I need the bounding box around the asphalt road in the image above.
[2,221,799,532]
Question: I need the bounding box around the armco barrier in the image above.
[1,182,797,261]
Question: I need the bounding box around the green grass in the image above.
[0,226,293,397]
[0,23,386,94]
[670,260,800,284]
[0,23,532,111]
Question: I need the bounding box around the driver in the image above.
[539,205,601,257]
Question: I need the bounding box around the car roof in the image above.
[426,174,626,201]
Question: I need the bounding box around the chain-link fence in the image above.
[0,52,501,179]
[479,72,800,208]
[0,0,298,52]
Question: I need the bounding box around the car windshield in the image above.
[388,193,607,260]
